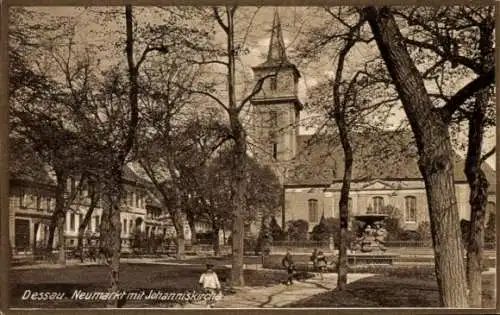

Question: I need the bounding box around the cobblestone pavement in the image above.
[213,273,374,308]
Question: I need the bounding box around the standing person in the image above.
[316,251,327,280]
[310,248,318,272]
[199,264,221,307]
[281,249,296,285]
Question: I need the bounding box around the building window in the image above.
[272,142,278,160]
[70,177,76,193]
[348,197,352,215]
[373,196,384,214]
[94,216,100,232]
[405,196,417,223]
[70,213,76,231]
[136,192,140,208]
[78,214,83,229]
[270,111,278,128]
[128,191,134,206]
[19,189,26,208]
[308,199,319,223]
[36,195,42,211]
[270,76,278,90]
[46,197,51,211]
[487,201,495,214]
[123,219,127,234]
[129,220,133,233]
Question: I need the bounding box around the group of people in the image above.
[281,248,330,285]
[310,249,328,279]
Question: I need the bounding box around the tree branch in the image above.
[212,7,229,34]
[403,38,481,73]
[238,72,276,112]
[439,69,495,122]
[480,146,495,165]
[186,57,228,68]
[136,45,169,70]
[188,88,229,112]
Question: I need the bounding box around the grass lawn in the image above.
[10,263,290,308]
[289,272,496,308]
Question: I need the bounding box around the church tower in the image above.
[251,8,302,163]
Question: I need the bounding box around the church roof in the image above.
[285,131,496,193]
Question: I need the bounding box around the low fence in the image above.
[262,252,497,271]
[271,240,496,250]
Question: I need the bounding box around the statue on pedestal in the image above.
[351,219,389,253]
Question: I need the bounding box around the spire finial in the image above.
[267,7,288,63]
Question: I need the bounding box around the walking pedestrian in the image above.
[316,251,327,280]
[281,249,296,285]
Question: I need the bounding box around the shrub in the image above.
[257,219,272,255]
[269,216,286,241]
[310,215,334,243]
[286,219,309,241]
[417,221,432,242]
[485,211,496,244]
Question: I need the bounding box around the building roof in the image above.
[285,131,496,193]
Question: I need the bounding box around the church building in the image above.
[250,10,496,233]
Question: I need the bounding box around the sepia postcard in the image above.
[2,3,498,313]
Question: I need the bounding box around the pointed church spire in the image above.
[267,8,288,64]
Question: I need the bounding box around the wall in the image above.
[284,180,486,231]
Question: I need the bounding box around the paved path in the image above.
[213,273,374,308]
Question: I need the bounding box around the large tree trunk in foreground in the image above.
[363,6,468,307]
[230,128,246,287]
[99,167,123,307]
[226,7,245,287]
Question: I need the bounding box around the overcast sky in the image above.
[20,6,496,169]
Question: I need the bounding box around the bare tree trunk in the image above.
[465,169,488,307]
[336,128,353,290]
[77,188,98,262]
[172,216,185,259]
[464,88,489,307]
[212,226,221,257]
[330,24,358,291]
[225,6,246,287]
[46,220,56,254]
[51,171,68,265]
[464,21,494,307]
[230,127,246,286]
[57,216,66,265]
[99,168,123,307]
[32,223,39,258]
[186,211,198,245]
[47,171,68,256]
[175,226,186,260]
[363,6,469,307]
